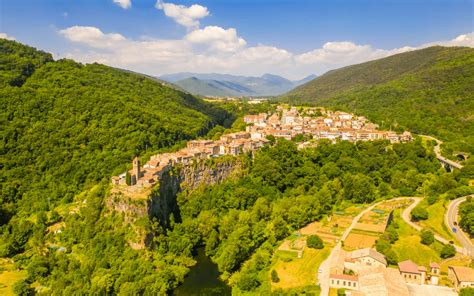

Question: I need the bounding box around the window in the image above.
[343,281,346,286]
[337,280,340,285]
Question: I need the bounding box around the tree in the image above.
[271,269,280,283]
[411,207,428,221]
[385,249,399,265]
[420,230,435,245]
[337,288,346,296]
[307,235,324,249]
[440,244,456,259]
[12,280,32,296]
[125,171,131,186]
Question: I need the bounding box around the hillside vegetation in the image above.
[285,46,474,157]
[0,38,231,230]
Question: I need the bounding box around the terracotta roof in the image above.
[398,260,422,274]
[330,274,358,281]
[449,266,474,282]
[418,266,427,272]
[430,262,440,268]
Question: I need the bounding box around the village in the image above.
[111,105,413,190]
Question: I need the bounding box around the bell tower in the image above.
[133,156,140,183]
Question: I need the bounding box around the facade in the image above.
[329,274,359,291]
[350,248,387,267]
[398,260,426,285]
[448,266,474,291]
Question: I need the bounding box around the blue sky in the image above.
[1,0,473,79]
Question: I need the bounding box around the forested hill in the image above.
[0,39,231,223]
[284,46,474,157]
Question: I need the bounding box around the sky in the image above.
[0,0,473,80]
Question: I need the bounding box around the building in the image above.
[398,260,426,285]
[448,266,474,291]
[429,262,441,285]
[350,248,387,267]
[329,274,359,291]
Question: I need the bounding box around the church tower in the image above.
[133,156,140,183]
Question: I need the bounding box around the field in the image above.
[0,259,27,296]
[344,231,379,250]
[271,204,363,290]
[354,199,410,233]
[416,198,455,242]
[272,246,331,289]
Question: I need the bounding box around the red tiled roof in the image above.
[398,260,422,274]
[330,274,359,281]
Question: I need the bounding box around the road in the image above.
[445,196,473,257]
[419,135,463,170]
[318,197,410,296]
[400,197,466,254]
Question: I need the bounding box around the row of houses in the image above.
[244,107,413,144]
[328,247,474,295]
[111,132,269,189]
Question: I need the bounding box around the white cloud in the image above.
[186,26,246,52]
[113,0,131,9]
[155,0,209,30]
[59,26,126,49]
[0,33,16,41]
[58,25,474,80]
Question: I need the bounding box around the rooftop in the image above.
[449,266,474,282]
[398,260,422,274]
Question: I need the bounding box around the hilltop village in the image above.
[111,106,412,190]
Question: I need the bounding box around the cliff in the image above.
[106,155,246,248]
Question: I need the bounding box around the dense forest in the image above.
[2,39,474,295]
[284,46,474,159]
[0,39,236,263]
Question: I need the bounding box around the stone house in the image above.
[448,266,474,291]
[398,260,426,285]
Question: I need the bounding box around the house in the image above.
[398,260,426,285]
[350,248,387,267]
[329,274,359,291]
[448,266,474,291]
[429,262,441,285]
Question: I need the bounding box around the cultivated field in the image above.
[344,231,379,250]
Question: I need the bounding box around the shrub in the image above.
[271,269,280,283]
[385,249,399,265]
[440,244,456,259]
[337,288,346,296]
[307,235,324,249]
[460,287,474,296]
[411,207,428,221]
[420,230,435,245]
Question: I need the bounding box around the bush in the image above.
[385,249,399,265]
[411,207,429,221]
[337,288,346,296]
[271,269,280,283]
[307,235,324,249]
[420,230,435,245]
[440,244,456,259]
[460,287,474,296]
[12,280,32,296]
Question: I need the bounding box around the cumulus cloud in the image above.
[0,33,15,41]
[113,0,131,9]
[186,26,246,52]
[59,26,126,49]
[58,25,474,80]
[155,0,209,30]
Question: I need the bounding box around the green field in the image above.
[417,198,456,243]
[0,259,27,296]
[391,210,443,267]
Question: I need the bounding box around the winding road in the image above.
[420,135,464,170]
[445,196,473,257]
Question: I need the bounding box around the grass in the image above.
[417,198,455,243]
[391,209,443,267]
[0,259,27,296]
[271,246,331,289]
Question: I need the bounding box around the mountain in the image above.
[159,73,316,97]
[0,38,231,224]
[284,46,474,156]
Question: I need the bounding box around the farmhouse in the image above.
[448,266,474,291]
[398,260,426,285]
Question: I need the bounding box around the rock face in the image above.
[106,156,244,247]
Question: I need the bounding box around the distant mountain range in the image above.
[159,73,317,97]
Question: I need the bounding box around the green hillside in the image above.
[0,39,231,223]
[284,46,474,157]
